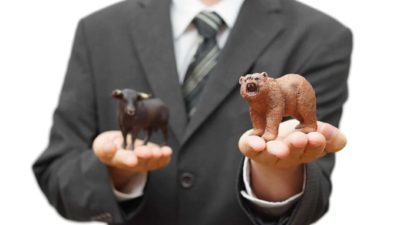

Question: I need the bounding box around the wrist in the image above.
[251,160,302,176]
[108,167,139,191]
[250,159,304,201]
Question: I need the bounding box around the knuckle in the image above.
[245,149,259,158]
[96,150,111,162]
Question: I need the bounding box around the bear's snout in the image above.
[246,82,257,92]
[245,82,259,97]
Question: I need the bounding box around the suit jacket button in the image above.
[180,172,194,189]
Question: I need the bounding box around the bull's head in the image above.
[112,89,151,116]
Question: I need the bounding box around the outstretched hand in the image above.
[92,131,172,190]
[238,119,346,201]
[239,119,346,168]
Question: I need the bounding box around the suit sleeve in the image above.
[32,20,140,224]
[238,27,353,225]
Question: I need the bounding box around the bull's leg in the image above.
[121,129,129,149]
[143,129,152,145]
[129,129,140,150]
[160,125,168,146]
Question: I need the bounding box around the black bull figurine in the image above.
[112,89,169,149]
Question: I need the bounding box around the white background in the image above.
[0,0,399,224]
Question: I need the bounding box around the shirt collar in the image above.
[171,0,245,39]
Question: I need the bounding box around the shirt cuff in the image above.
[112,172,148,202]
[240,157,305,216]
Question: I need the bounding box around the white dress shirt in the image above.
[171,0,243,82]
[113,0,304,216]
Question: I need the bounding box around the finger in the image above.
[133,146,153,170]
[277,119,299,140]
[284,131,308,159]
[259,140,286,166]
[317,122,347,153]
[274,132,308,168]
[301,132,326,163]
[93,131,121,164]
[137,145,172,171]
[133,139,159,148]
[133,139,144,147]
[266,140,289,159]
[146,145,164,170]
[158,146,173,168]
[94,140,118,164]
[109,148,139,170]
[239,131,267,158]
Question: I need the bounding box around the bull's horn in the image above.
[138,92,151,99]
[112,89,123,98]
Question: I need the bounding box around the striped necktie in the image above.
[182,11,225,117]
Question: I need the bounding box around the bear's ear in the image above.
[261,72,268,78]
[239,76,245,85]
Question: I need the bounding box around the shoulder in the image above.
[72,0,144,45]
[266,0,353,72]
[283,0,349,32]
[280,0,351,41]
[77,0,141,34]
[82,0,136,23]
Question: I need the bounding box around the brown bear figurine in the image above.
[239,72,317,141]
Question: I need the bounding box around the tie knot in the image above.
[193,11,225,39]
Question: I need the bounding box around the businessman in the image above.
[33,0,352,224]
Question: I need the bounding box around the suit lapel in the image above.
[128,0,187,143]
[182,0,285,144]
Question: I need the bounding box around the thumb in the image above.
[317,122,347,153]
[93,131,120,163]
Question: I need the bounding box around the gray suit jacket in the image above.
[33,0,352,224]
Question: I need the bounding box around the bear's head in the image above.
[239,72,269,101]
